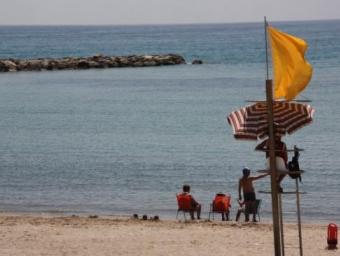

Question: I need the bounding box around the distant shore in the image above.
[0,213,332,256]
[0,54,187,72]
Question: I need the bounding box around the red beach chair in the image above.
[176,193,193,220]
[209,193,231,221]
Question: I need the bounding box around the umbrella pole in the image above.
[279,193,285,256]
[266,79,282,256]
[296,178,303,256]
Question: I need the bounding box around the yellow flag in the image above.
[268,26,313,100]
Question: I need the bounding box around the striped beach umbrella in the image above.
[227,101,315,140]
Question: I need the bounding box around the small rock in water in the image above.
[192,59,203,64]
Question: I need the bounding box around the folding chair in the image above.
[236,199,262,222]
[176,194,192,220]
[254,199,262,221]
[208,194,231,221]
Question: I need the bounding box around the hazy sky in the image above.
[1,0,339,25]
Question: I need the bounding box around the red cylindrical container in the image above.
[327,223,338,249]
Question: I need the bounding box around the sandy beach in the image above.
[0,214,335,256]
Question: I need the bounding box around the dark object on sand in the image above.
[88,215,98,219]
[133,214,139,219]
[192,59,203,64]
[142,215,148,220]
[153,215,159,221]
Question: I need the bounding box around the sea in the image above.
[0,20,339,223]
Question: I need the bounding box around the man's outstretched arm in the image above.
[255,140,267,151]
[251,173,269,181]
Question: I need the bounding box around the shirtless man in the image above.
[238,168,268,222]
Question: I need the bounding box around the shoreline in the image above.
[0,210,335,225]
[0,213,333,256]
[0,212,328,228]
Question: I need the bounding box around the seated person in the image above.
[255,136,288,192]
[178,184,201,220]
[212,193,231,221]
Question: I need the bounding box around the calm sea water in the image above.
[0,20,339,222]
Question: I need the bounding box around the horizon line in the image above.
[0,18,339,27]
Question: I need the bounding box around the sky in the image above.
[1,0,339,25]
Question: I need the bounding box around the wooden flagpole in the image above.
[265,17,270,80]
[266,79,282,256]
[265,17,282,256]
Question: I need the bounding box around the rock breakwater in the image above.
[0,54,186,72]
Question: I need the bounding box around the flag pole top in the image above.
[264,17,270,81]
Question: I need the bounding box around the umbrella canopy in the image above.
[227,101,315,140]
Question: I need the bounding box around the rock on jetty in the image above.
[0,54,186,72]
[192,59,203,64]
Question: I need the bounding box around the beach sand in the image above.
[0,214,334,256]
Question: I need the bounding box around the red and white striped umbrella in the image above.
[227,101,315,140]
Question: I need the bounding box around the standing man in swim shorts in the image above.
[238,167,268,222]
